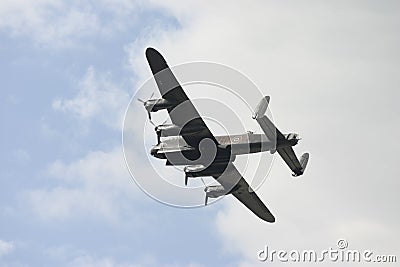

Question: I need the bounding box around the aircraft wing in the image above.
[146,48,217,146]
[214,164,275,222]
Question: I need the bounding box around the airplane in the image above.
[139,47,309,222]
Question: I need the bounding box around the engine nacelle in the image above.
[144,98,175,112]
[204,185,227,205]
[184,164,206,173]
[156,124,206,137]
[183,165,206,185]
[184,163,227,180]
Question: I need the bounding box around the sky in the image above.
[1,0,400,266]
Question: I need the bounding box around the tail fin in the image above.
[299,153,309,174]
[252,96,270,119]
[253,96,284,141]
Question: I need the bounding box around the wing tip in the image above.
[263,214,276,223]
[145,47,163,61]
[145,47,168,74]
[145,46,157,55]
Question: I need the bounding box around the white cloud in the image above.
[0,0,95,48]
[0,0,140,48]
[67,254,205,267]
[0,240,14,257]
[26,147,138,222]
[125,0,400,265]
[53,66,130,129]
[67,255,140,267]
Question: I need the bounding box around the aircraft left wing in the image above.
[214,164,275,222]
[146,47,217,146]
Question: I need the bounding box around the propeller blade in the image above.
[185,175,188,186]
[137,98,145,103]
[145,110,153,122]
[202,178,207,204]
[150,92,154,99]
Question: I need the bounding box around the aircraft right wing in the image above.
[146,47,217,147]
[214,164,275,222]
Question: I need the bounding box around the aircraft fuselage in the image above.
[150,132,299,166]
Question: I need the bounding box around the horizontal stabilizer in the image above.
[252,96,270,119]
[256,115,278,141]
[252,96,308,177]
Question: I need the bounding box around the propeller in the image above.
[201,178,209,205]
[149,118,155,126]
[137,92,154,104]
[183,173,209,205]
[185,176,206,187]
[137,92,155,124]
[155,118,169,144]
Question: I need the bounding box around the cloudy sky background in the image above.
[1,0,399,266]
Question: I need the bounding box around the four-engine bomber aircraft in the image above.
[139,47,309,222]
